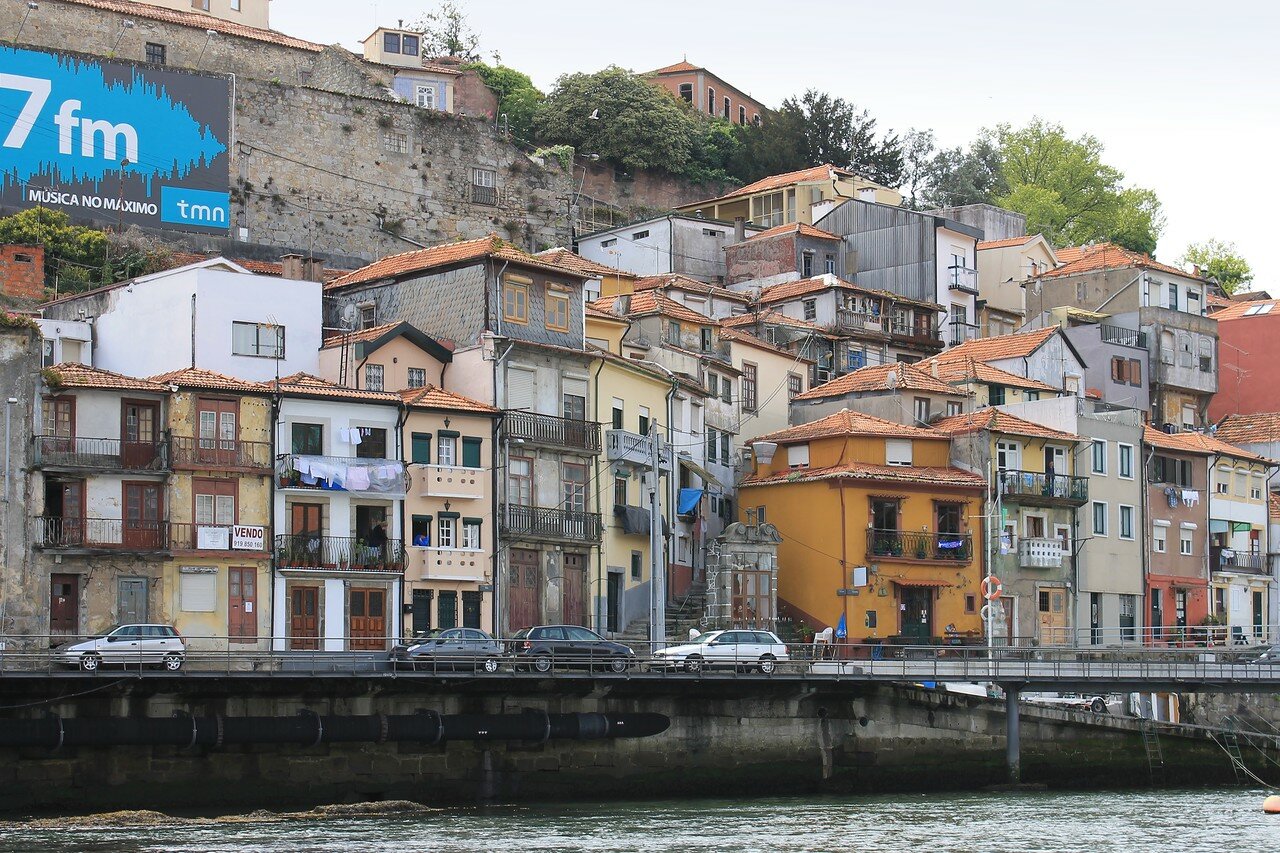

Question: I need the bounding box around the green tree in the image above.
[0,208,108,293]
[920,137,1006,210]
[412,1,482,61]
[464,62,544,143]
[534,66,701,175]
[726,106,807,182]
[1182,239,1253,294]
[774,90,904,187]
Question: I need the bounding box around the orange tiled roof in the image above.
[586,305,625,322]
[940,327,1058,362]
[1214,413,1280,446]
[742,461,985,489]
[754,408,939,444]
[1270,492,1280,520]
[758,276,852,304]
[1143,425,1214,456]
[49,363,168,393]
[931,408,1079,441]
[263,373,402,403]
[719,327,814,361]
[327,235,587,290]
[747,222,841,242]
[320,321,401,348]
[977,235,1034,250]
[925,356,1058,393]
[720,309,836,337]
[589,291,714,325]
[633,274,752,303]
[398,385,498,414]
[163,251,352,283]
[1151,429,1274,464]
[734,164,851,196]
[149,367,266,394]
[1053,245,1090,265]
[1038,243,1201,282]
[647,60,703,75]
[1202,299,1280,322]
[536,248,635,280]
[62,0,324,51]
[794,362,962,401]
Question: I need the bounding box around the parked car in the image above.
[389,628,504,673]
[652,629,790,674]
[509,625,634,673]
[1021,692,1117,715]
[56,624,186,672]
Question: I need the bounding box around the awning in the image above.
[892,579,948,588]
[677,488,704,516]
[1232,521,1254,533]
[1210,519,1230,534]
[680,459,723,488]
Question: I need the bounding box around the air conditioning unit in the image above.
[815,368,833,383]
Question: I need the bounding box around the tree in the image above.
[413,1,481,61]
[464,62,544,143]
[534,67,701,175]
[775,90,905,187]
[0,208,108,294]
[1182,239,1253,294]
[726,106,807,182]
[920,137,1006,210]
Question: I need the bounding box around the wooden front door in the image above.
[121,400,160,469]
[1038,587,1068,645]
[899,587,933,642]
[123,482,163,548]
[196,397,238,466]
[349,587,386,650]
[117,577,148,624]
[606,573,622,634]
[228,567,256,643]
[289,586,320,650]
[507,548,541,633]
[49,574,79,636]
[562,552,587,626]
[47,479,84,546]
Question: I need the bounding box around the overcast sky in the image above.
[273,0,1280,288]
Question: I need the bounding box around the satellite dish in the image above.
[341,303,358,325]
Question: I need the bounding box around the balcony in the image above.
[501,503,602,543]
[834,309,888,336]
[866,529,973,563]
[169,522,268,553]
[503,411,601,453]
[170,435,272,472]
[1018,537,1065,569]
[417,464,486,500]
[998,469,1089,507]
[33,435,168,473]
[947,266,979,295]
[949,322,981,347]
[471,184,497,206]
[274,534,406,573]
[1099,324,1147,349]
[1211,546,1267,576]
[32,516,169,553]
[606,429,672,470]
[276,455,408,496]
[890,322,944,350]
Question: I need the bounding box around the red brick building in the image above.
[645,60,764,125]
[1208,297,1280,420]
[0,245,44,301]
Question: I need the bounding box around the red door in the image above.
[289,586,320,650]
[49,574,79,636]
[50,480,84,546]
[562,552,586,626]
[288,503,324,566]
[349,587,386,650]
[196,398,239,466]
[508,549,541,633]
[121,400,160,469]
[123,482,163,548]
[228,567,257,643]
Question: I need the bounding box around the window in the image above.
[720,378,731,405]
[947,401,963,417]
[1120,595,1136,642]
[291,423,322,455]
[358,303,377,329]
[411,432,431,464]
[1092,501,1108,536]
[1128,359,1142,386]
[632,230,650,240]
[614,476,628,508]
[462,437,482,469]
[382,131,408,154]
[508,457,531,505]
[706,427,718,462]
[180,573,216,612]
[936,503,962,535]
[145,42,167,65]
[471,168,497,205]
[43,396,73,441]
[383,32,401,53]
[1216,466,1231,494]
[996,440,1020,471]
[885,439,912,466]
[743,363,758,412]
[232,321,284,358]
[40,338,54,367]
[406,367,426,388]
[601,238,617,248]
[401,33,420,56]
[739,105,746,125]
[787,373,803,399]
[668,320,682,344]
[756,191,783,228]
[546,291,570,332]
[1234,468,1247,497]
[194,480,235,527]
[803,299,817,321]
[638,406,650,436]
[1168,283,1178,310]
[193,0,210,9]
[721,433,730,464]
[913,397,930,425]
[825,254,836,275]
[707,87,715,114]
[562,391,586,422]
[1091,440,1107,474]
[1119,505,1135,540]
[437,515,456,549]
[364,364,384,391]
[415,85,436,110]
[631,551,642,580]
[1251,475,1264,501]
[701,328,713,352]
[787,444,809,468]
[611,398,624,430]
[437,434,457,467]
[1111,356,1127,384]
[802,252,814,278]
[723,95,731,119]
[562,462,587,512]
[1119,444,1134,479]
[1180,530,1193,556]
[230,0,241,9]
[678,83,692,102]
[1153,526,1166,553]
[355,427,387,459]
[502,276,529,324]
[989,384,1005,406]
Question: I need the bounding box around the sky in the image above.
[272,0,1280,288]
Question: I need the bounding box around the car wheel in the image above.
[80,653,101,672]
[162,653,184,672]
[609,656,628,674]
[533,655,553,674]
[684,655,703,674]
[1090,697,1107,714]
[482,657,500,674]
[758,654,777,675]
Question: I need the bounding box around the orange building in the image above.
[645,60,765,125]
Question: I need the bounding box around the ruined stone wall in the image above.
[0,326,39,638]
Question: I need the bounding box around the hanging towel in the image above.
[349,428,362,446]
[346,465,371,491]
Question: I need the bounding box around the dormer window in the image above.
[886,439,913,467]
[700,328,713,352]
[787,444,810,468]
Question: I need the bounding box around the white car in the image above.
[56,624,186,672]
[652,629,789,674]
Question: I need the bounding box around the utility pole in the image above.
[647,426,667,649]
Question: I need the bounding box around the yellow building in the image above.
[739,409,986,647]
[925,356,1060,408]
[722,327,813,443]
[538,247,640,301]
[677,164,902,226]
[150,368,275,649]
[400,385,500,635]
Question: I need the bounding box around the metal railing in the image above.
[276,455,408,494]
[501,504,603,541]
[168,522,268,552]
[471,184,497,206]
[32,516,169,551]
[866,529,973,561]
[170,435,273,470]
[1211,547,1267,575]
[1099,324,1147,348]
[503,411,601,452]
[834,309,887,334]
[947,265,978,293]
[275,534,406,572]
[889,322,944,347]
[998,469,1089,505]
[606,429,671,469]
[33,435,168,471]
[949,321,981,346]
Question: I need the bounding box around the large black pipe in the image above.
[0,711,669,751]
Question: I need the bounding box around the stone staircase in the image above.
[612,583,709,650]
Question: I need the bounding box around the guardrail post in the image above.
[1004,683,1021,785]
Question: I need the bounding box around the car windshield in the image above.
[686,632,723,645]
[512,628,531,640]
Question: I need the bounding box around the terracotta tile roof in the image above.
[1143,425,1274,464]
[924,356,1058,393]
[62,0,324,51]
[586,305,625,322]
[931,408,1079,442]
[327,235,587,291]
[1214,413,1280,446]
[363,58,463,76]
[754,408,939,444]
[633,274,752,303]
[747,222,841,242]
[1038,243,1201,282]
[742,461,986,489]
[759,276,848,304]
[149,367,266,394]
[398,385,498,414]
[719,327,814,361]
[1053,246,1090,265]
[977,236,1034,250]
[589,291,715,325]
[1270,492,1280,520]
[1206,292,1234,311]
[49,363,168,393]
[647,60,703,75]
[320,321,401,348]
[1143,425,1214,456]
[734,164,852,196]
[720,310,837,338]
[941,327,1058,362]
[1201,299,1280,322]
[263,373,402,404]
[163,251,351,283]
[536,248,635,280]
[794,362,962,400]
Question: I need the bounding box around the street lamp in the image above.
[110,20,134,54]
[14,3,38,43]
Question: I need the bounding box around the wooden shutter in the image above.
[462,437,482,469]
[411,432,432,464]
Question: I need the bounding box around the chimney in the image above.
[0,245,45,301]
[733,217,746,242]
[302,257,325,283]
[280,253,304,281]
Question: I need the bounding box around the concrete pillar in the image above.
[1004,684,1021,785]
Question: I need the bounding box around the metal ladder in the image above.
[1220,716,1250,784]
[1140,719,1165,785]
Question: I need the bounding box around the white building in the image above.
[577,214,763,283]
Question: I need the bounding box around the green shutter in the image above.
[411,432,432,464]
[462,437,482,468]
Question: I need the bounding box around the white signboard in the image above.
[196,525,230,550]
[232,525,266,551]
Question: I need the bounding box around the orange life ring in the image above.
[982,575,1004,601]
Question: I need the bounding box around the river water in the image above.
[1,790,1276,852]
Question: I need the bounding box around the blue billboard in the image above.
[0,45,230,234]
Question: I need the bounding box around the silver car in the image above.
[653,629,790,674]
[57,624,186,672]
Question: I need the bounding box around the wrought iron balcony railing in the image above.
[501,504,602,542]
[997,469,1089,506]
[32,516,169,551]
[1211,547,1267,575]
[1099,324,1147,348]
[866,529,972,562]
[503,411,601,453]
[170,435,273,471]
[33,435,169,472]
[274,534,406,572]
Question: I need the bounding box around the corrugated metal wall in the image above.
[817,200,937,304]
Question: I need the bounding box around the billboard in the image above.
[0,45,230,234]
